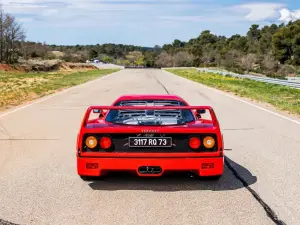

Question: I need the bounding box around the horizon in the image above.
[2,0,300,46]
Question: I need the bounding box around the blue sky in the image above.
[2,0,300,46]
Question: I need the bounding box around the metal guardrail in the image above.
[287,77,300,82]
[197,68,300,89]
[124,66,162,69]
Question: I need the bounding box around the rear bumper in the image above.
[77,156,224,177]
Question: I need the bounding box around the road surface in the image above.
[0,69,299,225]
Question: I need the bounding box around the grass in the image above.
[0,69,120,110]
[166,68,300,116]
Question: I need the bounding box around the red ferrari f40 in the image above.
[76,94,224,180]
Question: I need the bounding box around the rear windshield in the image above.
[105,99,195,126]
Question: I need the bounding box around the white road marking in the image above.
[0,72,118,119]
[163,70,300,125]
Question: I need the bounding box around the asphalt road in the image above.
[0,69,299,225]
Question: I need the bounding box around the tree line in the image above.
[1,4,299,77]
[157,21,300,78]
[52,20,300,78]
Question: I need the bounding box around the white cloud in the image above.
[232,3,284,22]
[160,2,300,25]
[279,8,300,23]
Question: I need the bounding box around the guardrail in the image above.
[287,77,300,82]
[197,68,300,89]
[124,66,162,69]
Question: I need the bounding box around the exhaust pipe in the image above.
[138,166,162,174]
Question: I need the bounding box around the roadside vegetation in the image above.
[166,68,300,115]
[0,69,119,110]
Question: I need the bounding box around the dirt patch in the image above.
[19,59,62,72]
[0,64,18,72]
[58,62,98,73]
[0,60,98,73]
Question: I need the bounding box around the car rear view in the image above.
[76,95,224,180]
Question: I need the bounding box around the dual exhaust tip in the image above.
[138,166,162,174]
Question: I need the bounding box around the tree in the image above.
[222,50,243,72]
[103,56,113,63]
[272,21,300,65]
[0,6,26,63]
[201,49,216,67]
[247,24,261,54]
[124,60,130,66]
[143,51,157,67]
[198,30,218,45]
[262,54,277,75]
[278,64,296,76]
[156,51,173,67]
[89,49,98,59]
[173,51,194,67]
[162,44,174,54]
[241,53,257,73]
[272,27,292,64]
[172,39,184,48]
[125,51,144,66]
[247,24,261,42]
[154,45,161,51]
[228,35,248,52]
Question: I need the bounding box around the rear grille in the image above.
[82,133,219,153]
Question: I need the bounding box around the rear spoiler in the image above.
[81,106,220,127]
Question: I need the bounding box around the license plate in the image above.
[128,137,172,147]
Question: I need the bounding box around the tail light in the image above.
[189,137,201,149]
[85,136,98,149]
[203,136,215,148]
[99,136,112,149]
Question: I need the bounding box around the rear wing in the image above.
[80,105,220,128]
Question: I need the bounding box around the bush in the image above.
[45,53,57,60]
[277,64,296,76]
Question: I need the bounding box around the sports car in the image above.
[76,94,224,180]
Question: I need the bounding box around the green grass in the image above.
[0,69,120,110]
[166,68,300,115]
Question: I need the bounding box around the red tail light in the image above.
[189,137,201,149]
[99,136,112,149]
